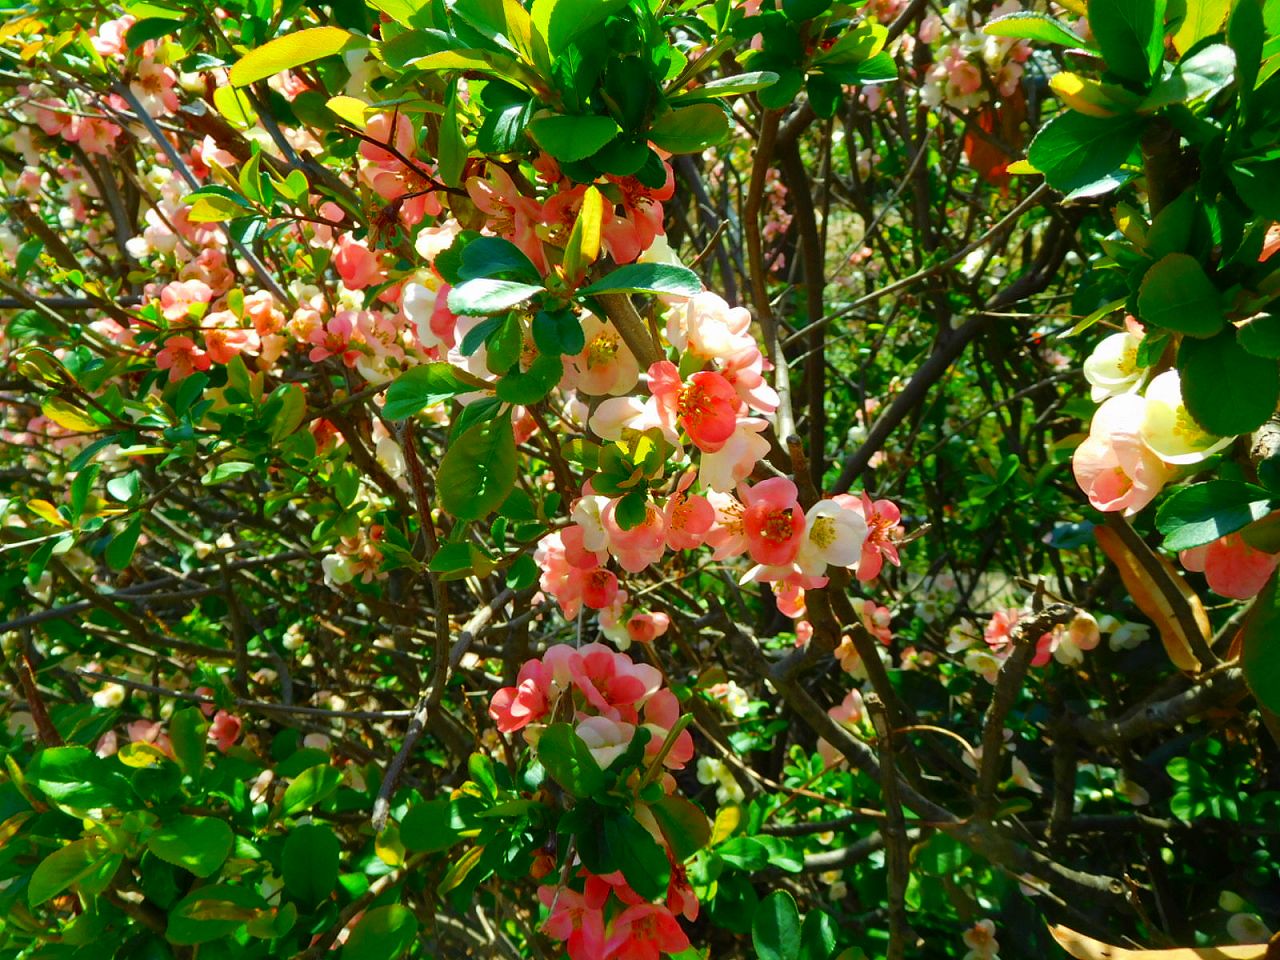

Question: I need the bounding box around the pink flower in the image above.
[155,336,211,382]
[663,471,714,550]
[467,166,545,271]
[601,168,675,264]
[1073,395,1171,515]
[853,597,893,645]
[963,919,1000,960]
[540,885,607,960]
[203,320,260,365]
[604,903,691,960]
[846,492,902,581]
[984,608,1020,653]
[333,235,384,290]
[208,711,242,752]
[699,418,771,493]
[583,568,621,611]
[603,499,667,573]
[666,292,756,365]
[627,612,670,644]
[648,361,740,453]
[741,478,806,567]
[1181,533,1280,600]
[570,316,640,396]
[159,279,213,322]
[536,532,589,618]
[489,660,551,733]
[818,688,865,765]
[308,312,363,366]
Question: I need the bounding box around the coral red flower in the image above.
[648,361,740,453]
[741,478,806,567]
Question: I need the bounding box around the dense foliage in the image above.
[2,0,1280,957]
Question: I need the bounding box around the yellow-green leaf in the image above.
[212,84,256,128]
[41,397,98,432]
[228,27,357,87]
[325,94,369,128]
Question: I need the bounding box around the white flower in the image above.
[92,683,126,709]
[576,716,635,770]
[795,500,869,577]
[1140,370,1233,464]
[1084,330,1145,402]
[571,495,612,552]
[1109,620,1151,651]
[402,280,443,349]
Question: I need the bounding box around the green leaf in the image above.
[26,746,132,808]
[579,263,702,298]
[496,353,563,404]
[368,0,433,28]
[282,823,340,905]
[1172,0,1230,53]
[1137,253,1224,337]
[400,798,464,852]
[530,0,628,57]
[1090,0,1167,86]
[29,839,120,906]
[458,236,540,284]
[168,707,207,778]
[669,71,780,101]
[604,813,671,901]
[532,308,586,355]
[648,103,730,154]
[438,81,466,188]
[1178,329,1280,436]
[106,514,143,571]
[229,27,358,86]
[1242,571,1280,713]
[281,764,342,816]
[438,416,517,521]
[1239,311,1280,358]
[147,815,234,878]
[985,11,1095,49]
[649,795,711,862]
[383,363,474,419]
[168,885,268,945]
[1141,43,1236,110]
[753,890,802,960]
[1025,111,1144,198]
[202,461,255,485]
[527,113,621,162]
[536,723,606,798]
[341,904,418,960]
[1229,159,1280,220]
[447,278,544,315]
[1155,480,1275,550]
[799,910,839,960]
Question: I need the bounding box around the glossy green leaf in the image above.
[341,904,418,960]
[579,263,702,298]
[1137,253,1223,337]
[753,890,802,960]
[648,103,731,154]
[527,113,621,162]
[536,723,606,798]
[167,885,268,945]
[29,838,120,906]
[438,416,517,521]
[383,364,474,419]
[1090,0,1166,86]
[282,823,340,904]
[1155,480,1275,550]
[229,27,357,86]
[1025,111,1144,198]
[448,278,544,315]
[146,815,234,878]
[1242,571,1280,713]
[1178,329,1280,436]
[984,11,1094,48]
[281,764,342,816]
[530,0,628,56]
[400,798,464,852]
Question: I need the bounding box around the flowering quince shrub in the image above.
[4,0,1280,958]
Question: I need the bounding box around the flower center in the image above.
[809,515,837,549]
[586,331,619,367]
[677,382,711,424]
[761,508,795,543]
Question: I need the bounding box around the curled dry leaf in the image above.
[1094,522,1209,672]
[1049,924,1275,959]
